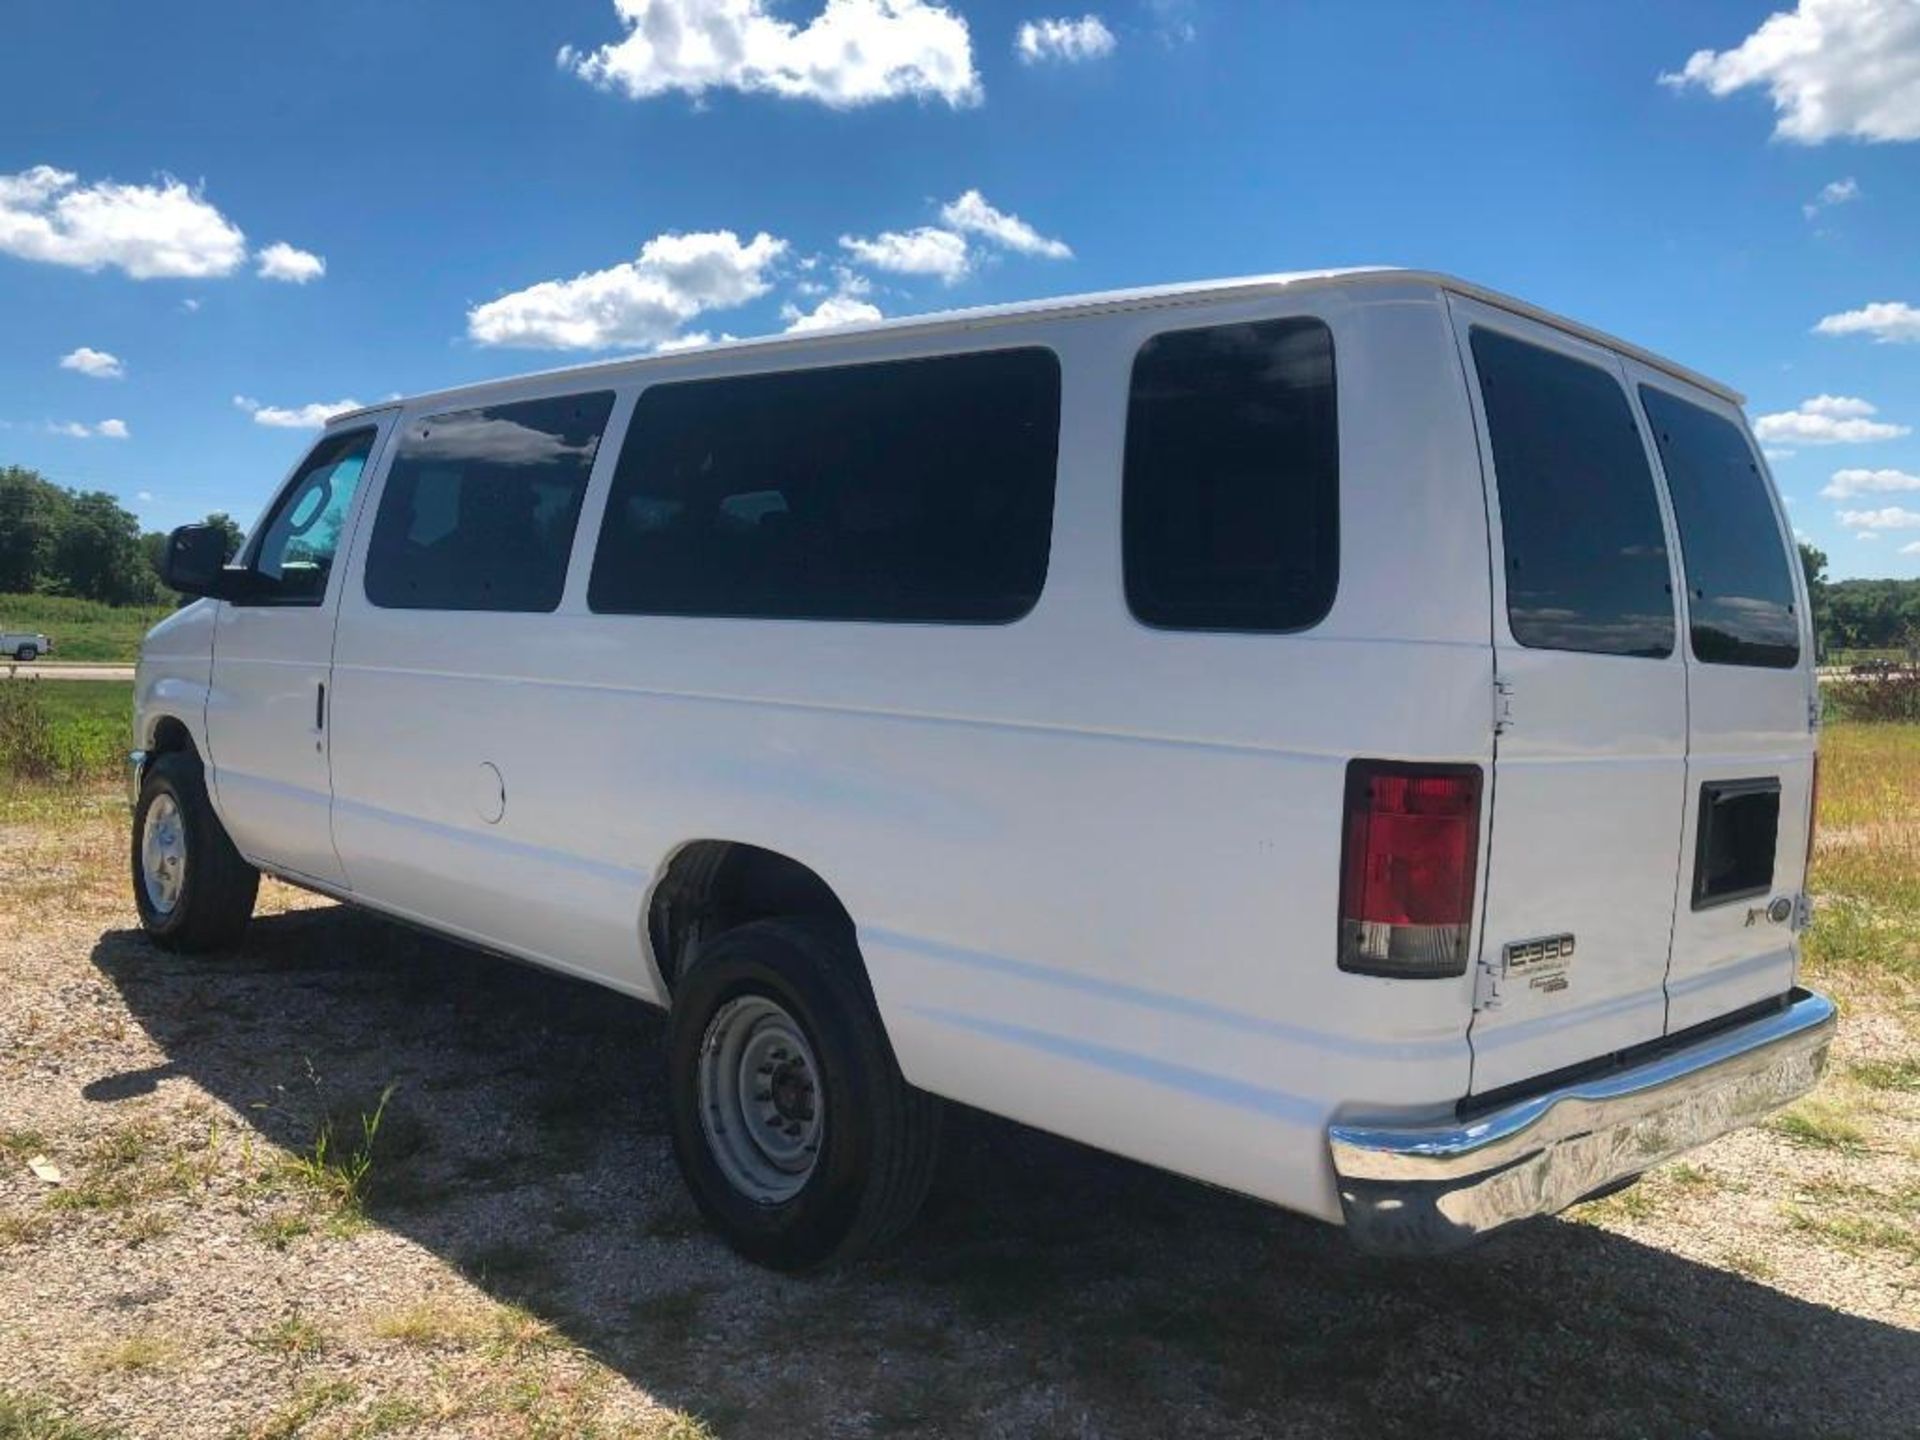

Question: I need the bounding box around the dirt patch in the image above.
[2,795,1917,1439]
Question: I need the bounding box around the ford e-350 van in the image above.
[133,269,1835,1268]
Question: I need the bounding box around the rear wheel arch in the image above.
[646,838,861,1000]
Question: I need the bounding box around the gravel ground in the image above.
[2,794,1917,1439]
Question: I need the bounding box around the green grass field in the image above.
[0,593,173,663]
[0,678,132,784]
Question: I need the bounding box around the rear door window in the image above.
[365,392,615,612]
[1638,386,1799,668]
[1470,327,1674,658]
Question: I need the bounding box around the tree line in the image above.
[1800,543,1920,658]
[0,464,243,604]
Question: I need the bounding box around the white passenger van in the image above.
[133,270,1835,1267]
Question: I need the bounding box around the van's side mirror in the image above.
[159,524,236,598]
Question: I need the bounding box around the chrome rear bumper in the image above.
[1329,987,1836,1255]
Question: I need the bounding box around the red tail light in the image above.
[1338,761,1483,978]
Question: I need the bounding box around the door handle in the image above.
[315,681,326,731]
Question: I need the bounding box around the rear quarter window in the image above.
[1122,317,1339,633]
[1470,327,1675,658]
[1638,386,1799,669]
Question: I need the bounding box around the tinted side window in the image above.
[1471,328,1674,658]
[1123,318,1338,632]
[366,392,614,612]
[1639,386,1799,668]
[242,428,375,606]
[588,349,1060,623]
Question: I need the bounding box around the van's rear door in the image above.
[1626,365,1815,1031]
[1448,297,1688,1092]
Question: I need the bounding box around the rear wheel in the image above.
[15,644,36,661]
[667,918,940,1270]
[132,751,259,952]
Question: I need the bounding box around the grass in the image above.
[0,678,131,783]
[1765,1102,1870,1154]
[277,1085,399,1227]
[85,1332,178,1375]
[0,593,172,664]
[370,1299,563,1357]
[0,1391,120,1440]
[1802,721,1920,986]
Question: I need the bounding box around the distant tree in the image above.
[53,490,161,604]
[0,466,71,593]
[203,511,246,562]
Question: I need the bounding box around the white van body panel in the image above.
[134,269,1815,1230]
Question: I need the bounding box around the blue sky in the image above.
[2,0,1916,577]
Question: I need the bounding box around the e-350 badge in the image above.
[1503,934,1575,994]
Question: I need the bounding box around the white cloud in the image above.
[1821,467,1920,498]
[1764,448,1797,462]
[1803,176,1860,216]
[939,189,1072,258]
[256,241,326,284]
[1015,14,1117,64]
[1660,0,1920,143]
[1837,505,1920,529]
[1753,395,1909,444]
[1801,393,1877,417]
[58,346,123,379]
[233,395,364,429]
[180,297,201,313]
[1902,540,1920,554]
[136,490,153,502]
[1815,300,1920,343]
[563,0,980,109]
[782,291,885,332]
[1856,531,1880,540]
[0,165,248,278]
[468,229,787,350]
[839,225,971,283]
[47,418,128,439]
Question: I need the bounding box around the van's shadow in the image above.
[91,907,1916,1439]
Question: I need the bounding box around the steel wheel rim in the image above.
[697,995,823,1204]
[140,793,187,916]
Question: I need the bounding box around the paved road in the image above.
[2,663,134,682]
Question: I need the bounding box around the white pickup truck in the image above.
[1,628,53,661]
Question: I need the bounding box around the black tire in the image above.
[15,645,35,661]
[132,750,260,952]
[667,918,941,1270]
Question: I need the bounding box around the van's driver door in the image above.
[203,419,394,887]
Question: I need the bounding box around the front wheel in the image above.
[14,645,36,661]
[132,751,260,952]
[667,918,941,1270]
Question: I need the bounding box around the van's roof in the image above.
[330,267,1741,426]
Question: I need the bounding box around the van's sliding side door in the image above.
[1447,296,1688,1093]
[1625,364,1816,1032]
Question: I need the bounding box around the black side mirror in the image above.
[160,524,236,598]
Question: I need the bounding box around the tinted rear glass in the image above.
[588,348,1060,623]
[1639,386,1799,668]
[1122,318,1338,632]
[365,392,614,612]
[1471,328,1674,658]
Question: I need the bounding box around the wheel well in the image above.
[648,841,856,996]
[147,716,197,761]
